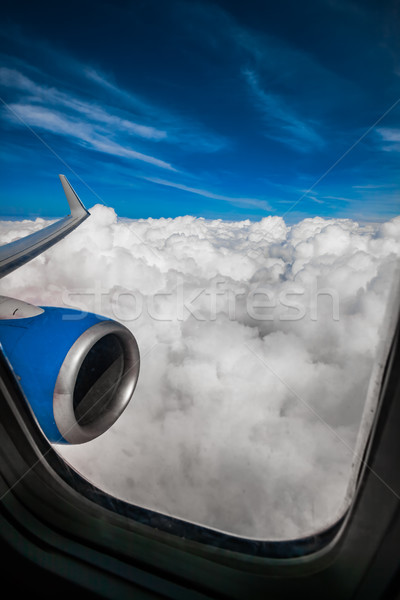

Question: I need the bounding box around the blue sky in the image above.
[0,0,399,222]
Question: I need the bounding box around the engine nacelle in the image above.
[0,297,140,444]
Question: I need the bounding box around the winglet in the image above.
[59,174,90,218]
[0,175,90,279]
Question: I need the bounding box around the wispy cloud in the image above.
[174,3,327,153]
[0,67,177,170]
[83,66,227,154]
[243,68,324,151]
[0,62,227,172]
[144,176,271,211]
[377,127,400,151]
[5,103,176,170]
[353,183,398,189]
[0,67,166,141]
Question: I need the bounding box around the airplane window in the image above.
[0,0,399,552]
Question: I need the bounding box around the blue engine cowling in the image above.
[0,297,140,444]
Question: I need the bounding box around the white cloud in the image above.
[0,209,399,540]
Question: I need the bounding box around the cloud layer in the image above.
[0,208,399,540]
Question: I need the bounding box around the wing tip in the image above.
[58,174,90,218]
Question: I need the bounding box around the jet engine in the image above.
[0,296,140,444]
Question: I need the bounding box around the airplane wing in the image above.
[0,175,89,279]
[0,175,140,445]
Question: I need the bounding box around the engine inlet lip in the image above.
[53,320,140,444]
